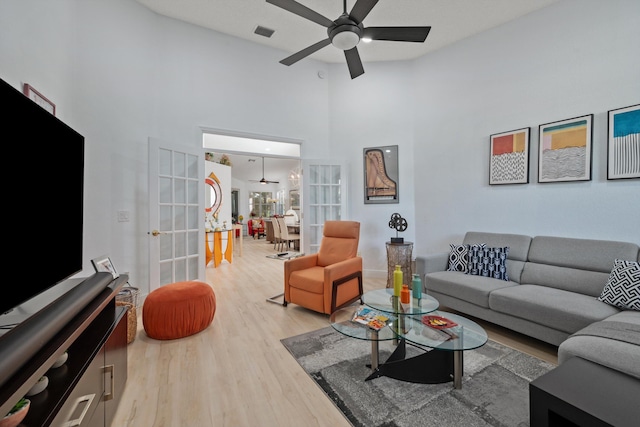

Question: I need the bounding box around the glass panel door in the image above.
[302,160,348,254]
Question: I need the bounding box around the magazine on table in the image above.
[352,306,392,331]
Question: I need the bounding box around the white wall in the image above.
[329,0,640,276]
[1,0,638,295]
[0,0,330,296]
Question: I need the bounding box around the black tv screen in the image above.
[0,77,84,315]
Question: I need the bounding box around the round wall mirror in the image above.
[205,172,222,215]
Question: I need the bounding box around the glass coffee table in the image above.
[330,288,439,377]
[330,289,487,389]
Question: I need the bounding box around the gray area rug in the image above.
[281,326,555,427]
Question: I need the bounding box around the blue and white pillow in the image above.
[598,259,640,311]
[448,243,487,273]
[467,245,509,281]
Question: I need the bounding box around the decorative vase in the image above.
[393,265,403,297]
[51,351,68,369]
[26,376,48,396]
[411,274,422,299]
[401,284,410,304]
[1,399,30,427]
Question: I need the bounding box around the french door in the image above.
[302,159,349,255]
[148,137,205,291]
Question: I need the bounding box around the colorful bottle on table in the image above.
[401,284,410,303]
[393,265,403,297]
[412,274,422,299]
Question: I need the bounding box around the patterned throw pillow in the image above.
[447,243,487,272]
[467,246,510,281]
[597,259,640,311]
[447,244,469,272]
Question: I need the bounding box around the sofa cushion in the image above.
[425,271,516,308]
[527,236,639,273]
[597,259,640,311]
[557,311,640,379]
[489,284,620,334]
[468,246,509,281]
[521,262,611,297]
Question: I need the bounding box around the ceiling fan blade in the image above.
[280,38,331,66]
[344,47,365,79]
[363,26,431,42]
[266,0,334,28]
[349,0,379,24]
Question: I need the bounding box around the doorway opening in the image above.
[201,128,303,248]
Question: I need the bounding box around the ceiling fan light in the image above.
[332,31,359,50]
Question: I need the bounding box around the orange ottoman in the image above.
[142,281,216,340]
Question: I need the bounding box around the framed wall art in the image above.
[607,104,640,180]
[289,190,300,209]
[364,145,399,204]
[91,254,119,279]
[538,114,593,183]
[489,127,530,185]
[23,83,56,116]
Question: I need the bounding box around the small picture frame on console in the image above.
[91,255,119,279]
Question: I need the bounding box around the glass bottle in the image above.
[412,274,422,299]
[401,284,410,303]
[393,265,403,297]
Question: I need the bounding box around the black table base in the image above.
[365,339,457,384]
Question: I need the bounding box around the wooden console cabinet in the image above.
[0,274,128,427]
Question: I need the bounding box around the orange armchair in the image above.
[283,220,363,314]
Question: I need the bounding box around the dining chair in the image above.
[277,217,300,252]
[272,217,283,251]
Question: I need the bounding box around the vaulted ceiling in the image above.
[135,0,559,64]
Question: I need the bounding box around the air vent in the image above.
[254,25,275,38]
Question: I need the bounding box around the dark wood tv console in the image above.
[0,273,129,426]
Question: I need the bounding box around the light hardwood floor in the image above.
[112,235,558,427]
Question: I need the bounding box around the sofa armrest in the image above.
[420,252,449,275]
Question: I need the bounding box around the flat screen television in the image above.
[0,77,84,316]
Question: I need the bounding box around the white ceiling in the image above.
[142,0,560,182]
[134,0,560,64]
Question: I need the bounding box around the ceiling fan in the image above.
[266,0,431,79]
[250,157,280,184]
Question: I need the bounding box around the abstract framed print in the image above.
[489,127,530,185]
[538,114,593,183]
[607,104,640,180]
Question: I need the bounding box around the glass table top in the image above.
[361,288,439,315]
[330,305,398,341]
[400,311,488,351]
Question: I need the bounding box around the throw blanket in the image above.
[571,321,640,346]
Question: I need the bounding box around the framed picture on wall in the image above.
[489,127,530,185]
[607,104,640,180]
[538,114,593,183]
[23,83,56,116]
[289,190,300,209]
[364,145,399,204]
[91,255,119,279]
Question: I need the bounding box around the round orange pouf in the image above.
[142,281,216,340]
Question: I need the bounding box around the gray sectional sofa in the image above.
[419,231,640,379]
